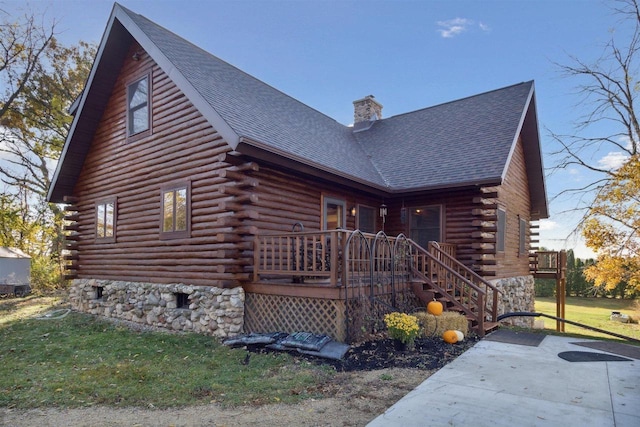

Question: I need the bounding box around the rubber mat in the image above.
[558,351,632,362]
[484,329,546,347]
[571,341,640,360]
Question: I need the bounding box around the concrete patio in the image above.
[368,333,640,426]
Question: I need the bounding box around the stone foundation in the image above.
[489,275,536,328]
[69,279,244,338]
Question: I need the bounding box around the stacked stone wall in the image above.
[489,275,536,328]
[69,279,244,337]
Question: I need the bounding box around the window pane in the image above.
[131,106,148,134]
[175,188,187,231]
[128,77,149,135]
[519,218,527,254]
[497,209,506,252]
[358,206,376,233]
[410,206,440,248]
[325,202,344,229]
[105,202,114,237]
[129,78,148,108]
[97,204,105,238]
[163,191,174,232]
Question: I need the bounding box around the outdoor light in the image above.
[379,203,387,218]
[351,206,357,216]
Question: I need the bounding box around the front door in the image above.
[323,196,346,230]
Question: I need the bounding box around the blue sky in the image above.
[4,0,627,258]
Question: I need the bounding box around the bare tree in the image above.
[0,6,55,123]
[550,0,640,207]
[551,0,640,295]
[0,6,94,288]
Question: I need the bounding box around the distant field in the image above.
[535,296,640,341]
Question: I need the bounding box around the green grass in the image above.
[0,297,332,409]
[535,296,640,341]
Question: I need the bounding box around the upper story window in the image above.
[161,183,190,239]
[96,199,116,242]
[127,74,150,137]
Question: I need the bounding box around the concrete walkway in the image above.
[368,335,640,426]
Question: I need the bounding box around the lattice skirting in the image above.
[245,290,420,343]
[245,293,347,342]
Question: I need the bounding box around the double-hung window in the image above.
[127,74,150,138]
[161,183,190,239]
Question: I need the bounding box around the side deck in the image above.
[246,229,502,342]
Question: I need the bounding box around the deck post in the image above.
[330,230,339,286]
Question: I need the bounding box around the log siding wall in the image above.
[70,45,243,287]
[66,42,535,287]
[494,137,532,278]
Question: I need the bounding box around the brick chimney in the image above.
[353,95,383,124]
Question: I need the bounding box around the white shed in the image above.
[0,247,31,286]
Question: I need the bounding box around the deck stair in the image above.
[409,241,500,337]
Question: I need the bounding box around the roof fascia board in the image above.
[236,139,390,196]
[500,83,535,183]
[47,5,123,202]
[522,91,549,218]
[238,137,502,197]
[498,83,549,219]
[113,5,240,149]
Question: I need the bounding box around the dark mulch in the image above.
[247,335,480,372]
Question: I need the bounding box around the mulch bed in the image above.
[247,335,480,372]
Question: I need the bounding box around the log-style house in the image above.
[49,3,549,342]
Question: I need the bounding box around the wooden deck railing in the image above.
[253,230,345,285]
[529,251,566,279]
[412,241,500,333]
[253,230,499,335]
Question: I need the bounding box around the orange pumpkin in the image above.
[427,300,443,316]
[443,330,458,344]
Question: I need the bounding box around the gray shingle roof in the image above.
[356,82,534,191]
[124,6,386,187]
[48,3,546,218]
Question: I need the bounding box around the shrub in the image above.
[384,312,420,346]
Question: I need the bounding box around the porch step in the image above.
[483,322,500,333]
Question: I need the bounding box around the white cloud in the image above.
[538,219,558,231]
[437,18,472,38]
[478,22,491,32]
[598,151,628,170]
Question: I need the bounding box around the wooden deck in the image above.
[249,229,502,339]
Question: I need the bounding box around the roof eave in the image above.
[238,137,504,197]
[500,82,549,219]
[236,137,391,196]
[48,4,127,203]
[114,5,239,148]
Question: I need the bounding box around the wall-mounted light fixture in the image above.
[132,51,141,61]
[351,206,357,216]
